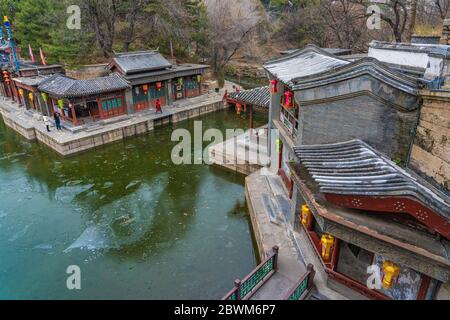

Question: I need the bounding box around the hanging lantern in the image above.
[3,70,10,83]
[18,88,24,96]
[156,82,162,91]
[270,80,278,94]
[197,75,202,83]
[382,261,401,289]
[321,235,335,262]
[236,103,242,115]
[178,78,183,86]
[143,84,149,95]
[301,205,313,230]
[41,92,48,102]
[135,87,140,95]
[28,92,34,102]
[57,99,64,109]
[284,91,294,109]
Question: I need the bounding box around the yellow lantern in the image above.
[197,75,202,83]
[382,261,401,289]
[18,88,24,96]
[58,99,64,109]
[301,205,312,229]
[41,92,48,102]
[28,92,34,101]
[321,235,335,262]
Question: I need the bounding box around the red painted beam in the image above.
[325,194,450,240]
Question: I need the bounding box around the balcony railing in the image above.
[223,246,279,300]
[285,264,316,300]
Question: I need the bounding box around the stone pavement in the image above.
[245,171,307,300]
[245,170,348,300]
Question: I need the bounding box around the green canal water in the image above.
[0,109,267,300]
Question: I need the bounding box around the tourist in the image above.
[53,111,62,131]
[43,115,51,132]
[156,99,162,114]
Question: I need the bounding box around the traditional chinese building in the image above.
[108,51,209,113]
[290,140,449,300]
[37,74,130,125]
[261,37,450,299]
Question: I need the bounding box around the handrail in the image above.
[223,246,279,300]
[285,264,316,300]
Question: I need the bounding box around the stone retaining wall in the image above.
[0,109,36,140]
[1,100,228,157]
[410,90,450,192]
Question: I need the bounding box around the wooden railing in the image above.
[285,264,316,300]
[223,246,279,301]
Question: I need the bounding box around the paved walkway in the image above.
[245,170,348,300]
[246,171,307,300]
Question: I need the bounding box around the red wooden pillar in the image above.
[250,104,254,129]
[97,97,104,119]
[330,238,340,271]
[416,275,431,300]
[122,92,127,115]
[70,100,78,126]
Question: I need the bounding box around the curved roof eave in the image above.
[263,44,351,85]
[291,58,420,95]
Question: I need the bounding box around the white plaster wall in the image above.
[369,47,430,69]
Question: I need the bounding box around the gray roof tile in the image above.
[264,45,350,85]
[228,86,270,108]
[38,74,130,98]
[294,139,450,221]
[111,51,172,75]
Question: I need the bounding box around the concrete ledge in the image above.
[0,98,228,157]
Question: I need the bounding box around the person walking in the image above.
[155,99,162,114]
[54,111,62,131]
[43,115,51,132]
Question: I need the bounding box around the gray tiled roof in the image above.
[294,139,450,220]
[264,45,350,85]
[38,74,130,98]
[111,51,172,75]
[228,86,270,108]
[13,76,49,87]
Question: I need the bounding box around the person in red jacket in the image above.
[156,98,162,114]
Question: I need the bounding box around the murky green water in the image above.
[0,109,267,300]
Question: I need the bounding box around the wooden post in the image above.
[273,246,279,272]
[234,279,242,300]
[97,97,104,119]
[330,238,340,271]
[70,100,78,126]
[250,104,254,129]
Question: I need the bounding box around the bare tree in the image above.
[320,0,368,50]
[435,0,450,19]
[82,0,119,58]
[407,0,418,41]
[205,0,262,86]
[351,0,409,42]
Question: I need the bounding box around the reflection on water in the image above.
[0,109,267,300]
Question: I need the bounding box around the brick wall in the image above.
[410,90,450,192]
[298,95,419,162]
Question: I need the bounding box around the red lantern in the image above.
[143,84,149,95]
[156,82,162,91]
[270,80,278,94]
[284,91,294,109]
[236,103,242,115]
